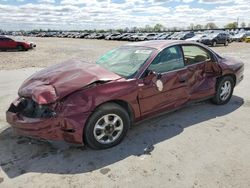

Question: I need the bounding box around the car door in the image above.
[0,38,3,49]
[8,38,17,49]
[0,38,10,49]
[217,33,226,44]
[3,38,16,49]
[221,33,227,43]
[138,45,189,115]
[181,44,221,101]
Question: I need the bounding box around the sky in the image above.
[0,0,249,30]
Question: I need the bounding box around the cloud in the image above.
[0,0,249,30]
[198,0,233,4]
[38,0,55,4]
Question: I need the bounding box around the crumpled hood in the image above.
[18,60,121,104]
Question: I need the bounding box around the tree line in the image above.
[1,22,249,33]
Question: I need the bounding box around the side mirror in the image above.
[143,70,162,85]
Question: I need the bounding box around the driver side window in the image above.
[148,45,184,73]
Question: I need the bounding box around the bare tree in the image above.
[204,22,218,29]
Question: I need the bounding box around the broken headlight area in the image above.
[8,98,56,118]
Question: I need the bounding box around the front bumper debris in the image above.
[6,97,90,144]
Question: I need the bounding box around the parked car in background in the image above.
[105,33,120,40]
[6,40,244,149]
[121,33,133,41]
[152,33,165,40]
[228,34,234,43]
[245,36,250,43]
[0,36,36,51]
[129,33,144,41]
[79,33,89,38]
[232,33,246,42]
[185,34,207,42]
[171,32,195,40]
[245,32,250,43]
[200,32,230,47]
[167,32,180,39]
[138,33,157,41]
[157,33,172,40]
[113,33,131,40]
[95,33,105,39]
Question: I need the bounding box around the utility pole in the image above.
[237,17,239,28]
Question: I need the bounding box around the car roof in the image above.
[124,40,201,50]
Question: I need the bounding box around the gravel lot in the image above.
[0,38,250,188]
[0,37,127,70]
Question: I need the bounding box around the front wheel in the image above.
[84,103,130,149]
[17,45,24,51]
[224,40,229,46]
[212,41,217,47]
[211,76,234,105]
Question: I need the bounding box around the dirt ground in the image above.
[0,37,127,70]
[0,38,250,188]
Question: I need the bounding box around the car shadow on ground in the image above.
[0,95,244,178]
[0,49,34,52]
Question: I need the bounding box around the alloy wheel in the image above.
[220,80,231,101]
[93,114,124,144]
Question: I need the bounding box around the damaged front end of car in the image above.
[8,97,56,118]
[6,60,122,144]
[6,95,92,144]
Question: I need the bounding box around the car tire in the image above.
[84,103,130,149]
[211,76,234,105]
[17,45,24,51]
[212,41,217,47]
[224,40,229,46]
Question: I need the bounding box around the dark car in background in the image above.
[200,32,230,47]
[6,40,244,149]
[0,36,36,51]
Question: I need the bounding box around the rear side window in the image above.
[148,45,184,73]
[182,45,210,65]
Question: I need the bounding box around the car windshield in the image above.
[96,46,155,78]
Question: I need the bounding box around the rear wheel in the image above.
[84,103,130,149]
[212,76,234,105]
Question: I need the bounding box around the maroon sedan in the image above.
[0,36,36,51]
[6,40,244,149]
